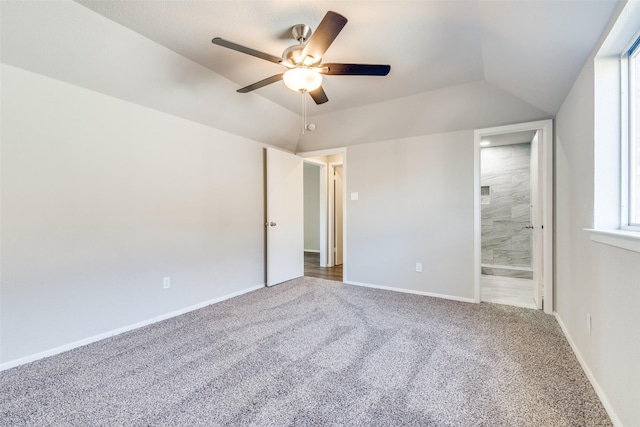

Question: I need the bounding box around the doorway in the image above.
[479,135,535,308]
[301,150,345,282]
[303,161,325,263]
[474,120,553,313]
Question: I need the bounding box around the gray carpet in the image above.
[0,277,611,426]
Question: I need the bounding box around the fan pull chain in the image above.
[302,91,306,135]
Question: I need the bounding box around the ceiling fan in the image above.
[211,11,391,105]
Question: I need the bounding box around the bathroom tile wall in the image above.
[481,143,532,279]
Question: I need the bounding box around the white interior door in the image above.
[530,132,544,309]
[334,165,344,265]
[266,148,303,287]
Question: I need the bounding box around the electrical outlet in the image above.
[587,313,592,335]
[416,263,422,273]
[163,277,171,289]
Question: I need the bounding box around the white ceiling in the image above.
[75,0,617,117]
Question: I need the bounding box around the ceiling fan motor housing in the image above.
[283,24,318,67]
[291,24,311,44]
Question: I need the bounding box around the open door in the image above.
[266,148,304,286]
[334,165,344,266]
[530,131,544,309]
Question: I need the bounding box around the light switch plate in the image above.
[351,192,359,201]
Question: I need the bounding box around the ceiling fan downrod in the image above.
[302,92,306,135]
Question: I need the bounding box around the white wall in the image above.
[555,35,640,427]
[304,163,320,251]
[0,65,265,364]
[346,131,475,301]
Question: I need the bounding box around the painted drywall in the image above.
[303,163,321,252]
[555,31,640,427]
[346,131,475,300]
[0,0,300,151]
[479,1,617,116]
[0,64,265,364]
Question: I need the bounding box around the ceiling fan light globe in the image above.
[283,68,322,92]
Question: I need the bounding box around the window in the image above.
[587,6,640,252]
[623,36,640,230]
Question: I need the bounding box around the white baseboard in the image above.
[304,249,320,253]
[343,280,476,304]
[0,284,264,371]
[554,313,622,427]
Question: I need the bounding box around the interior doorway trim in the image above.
[298,147,348,282]
[328,162,344,267]
[473,120,554,314]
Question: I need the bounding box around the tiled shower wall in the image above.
[481,143,533,279]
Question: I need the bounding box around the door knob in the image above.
[525,225,534,229]
[265,221,277,227]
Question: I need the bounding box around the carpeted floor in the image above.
[0,277,611,426]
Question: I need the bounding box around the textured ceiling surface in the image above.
[76,0,618,117]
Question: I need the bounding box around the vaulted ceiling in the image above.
[1,1,619,152]
[76,0,616,117]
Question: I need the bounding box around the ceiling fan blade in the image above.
[309,86,329,105]
[301,11,348,62]
[212,37,282,64]
[321,63,391,76]
[237,74,284,93]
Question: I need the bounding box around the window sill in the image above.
[585,228,640,253]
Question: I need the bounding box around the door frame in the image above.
[329,162,344,267]
[303,159,328,267]
[473,120,554,314]
[298,147,347,280]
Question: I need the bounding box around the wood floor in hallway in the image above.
[304,251,343,282]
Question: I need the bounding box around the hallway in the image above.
[304,252,343,282]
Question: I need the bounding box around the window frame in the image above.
[621,35,640,231]
[586,4,640,253]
